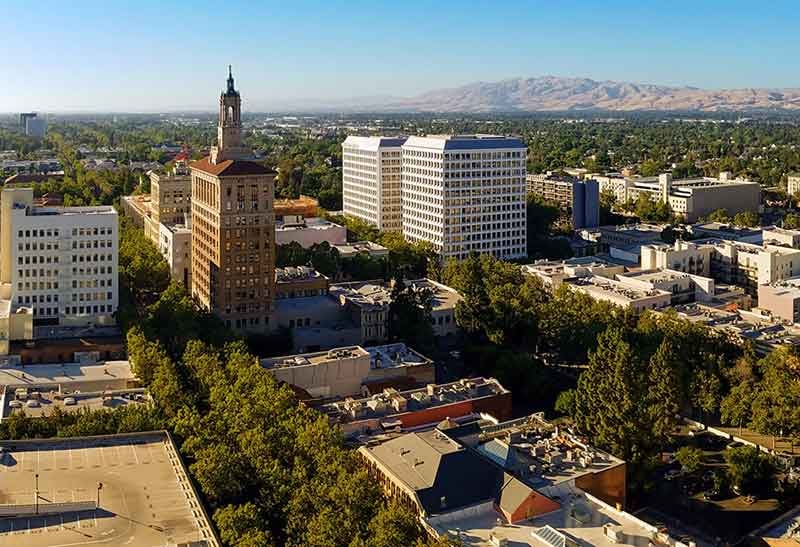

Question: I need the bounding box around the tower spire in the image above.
[227,65,235,94]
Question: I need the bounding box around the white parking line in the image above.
[130,443,139,465]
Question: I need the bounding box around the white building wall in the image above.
[401,135,527,260]
[342,136,405,231]
[8,204,118,327]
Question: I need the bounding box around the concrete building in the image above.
[149,162,191,226]
[526,172,600,228]
[342,136,406,231]
[189,68,276,333]
[565,275,672,313]
[616,269,717,305]
[788,175,800,197]
[758,278,800,324]
[642,239,800,295]
[0,187,118,355]
[275,266,329,300]
[324,376,511,438]
[331,240,389,259]
[261,343,435,399]
[640,240,713,276]
[25,117,47,139]
[158,222,192,287]
[275,216,347,248]
[690,222,763,243]
[262,345,371,398]
[522,257,625,290]
[582,223,665,252]
[597,172,761,222]
[763,226,800,249]
[402,135,527,260]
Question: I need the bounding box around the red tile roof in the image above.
[190,156,275,177]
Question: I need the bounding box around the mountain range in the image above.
[271,76,800,113]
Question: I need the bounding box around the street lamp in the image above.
[34,473,39,515]
[96,482,103,508]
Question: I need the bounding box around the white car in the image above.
[63,397,77,406]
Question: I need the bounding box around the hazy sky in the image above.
[3,0,800,112]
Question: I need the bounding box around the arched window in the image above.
[227,105,234,122]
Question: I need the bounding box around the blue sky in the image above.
[3,0,800,112]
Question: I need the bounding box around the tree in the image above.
[725,446,774,496]
[706,208,732,224]
[675,446,703,473]
[388,277,435,352]
[721,381,755,434]
[732,210,759,228]
[555,389,577,417]
[646,340,680,442]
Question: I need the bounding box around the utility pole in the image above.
[34,473,39,515]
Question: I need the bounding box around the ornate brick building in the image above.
[189,67,276,332]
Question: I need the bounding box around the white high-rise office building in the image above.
[342,136,406,231]
[401,135,527,260]
[0,187,118,354]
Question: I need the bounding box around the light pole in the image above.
[34,473,39,515]
[96,482,102,508]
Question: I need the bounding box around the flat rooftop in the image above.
[331,241,389,256]
[0,361,133,390]
[366,343,432,370]
[261,346,368,369]
[430,494,662,547]
[568,275,670,302]
[0,432,218,546]
[276,217,343,231]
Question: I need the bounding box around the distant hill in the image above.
[276,76,800,113]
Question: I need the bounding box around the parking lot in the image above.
[0,434,216,546]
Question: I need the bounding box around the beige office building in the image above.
[342,136,406,231]
[189,68,276,332]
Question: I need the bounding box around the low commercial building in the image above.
[616,268,716,305]
[262,346,371,398]
[275,216,347,248]
[758,278,800,324]
[763,226,800,249]
[275,266,330,299]
[565,275,672,313]
[324,377,511,438]
[690,222,763,243]
[522,257,625,290]
[331,240,389,259]
[598,172,761,222]
[788,174,800,197]
[526,172,600,228]
[262,343,435,399]
[582,223,665,252]
[359,413,673,547]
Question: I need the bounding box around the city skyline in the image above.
[3,0,800,112]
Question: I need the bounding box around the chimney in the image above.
[659,173,672,202]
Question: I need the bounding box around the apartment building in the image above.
[342,136,406,231]
[189,68,276,332]
[640,240,713,276]
[526,172,600,228]
[597,172,760,222]
[0,187,118,354]
[402,135,527,260]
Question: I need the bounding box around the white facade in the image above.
[401,135,527,260]
[788,175,800,197]
[342,136,406,231]
[159,223,191,287]
[0,187,118,340]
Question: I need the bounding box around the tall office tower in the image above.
[0,187,118,353]
[401,135,527,260]
[342,136,406,231]
[189,67,276,332]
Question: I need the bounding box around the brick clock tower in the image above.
[190,67,277,332]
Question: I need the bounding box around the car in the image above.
[25,399,40,408]
[703,490,721,501]
[63,397,76,406]
[664,469,682,481]
[727,441,745,450]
